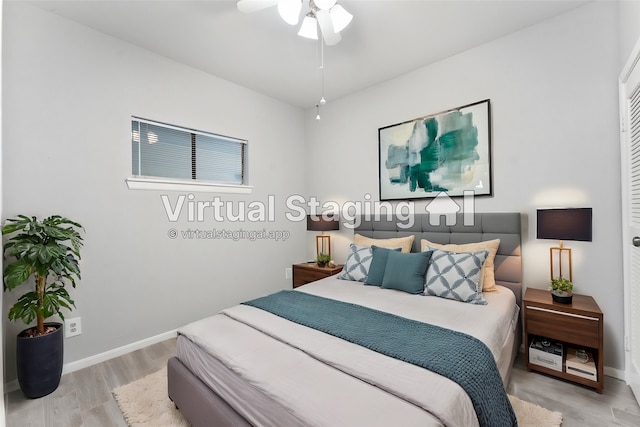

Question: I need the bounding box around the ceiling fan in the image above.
[237,0,353,46]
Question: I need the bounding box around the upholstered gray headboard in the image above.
[354,212,522,308]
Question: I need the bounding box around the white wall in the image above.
[305,2,624,370]
[618,0,640,69]
[2,2,307,382]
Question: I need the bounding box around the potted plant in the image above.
[316,253,331,267]
[2,215,84,398]
[550,276,573,304]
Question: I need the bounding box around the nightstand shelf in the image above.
[523,288,604,393]
[292,263,343,288]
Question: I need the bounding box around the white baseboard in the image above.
[4,329,177,393]
[605,366,625,381]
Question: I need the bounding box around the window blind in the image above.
[131,117,247,185]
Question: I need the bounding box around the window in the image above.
[127,117,250,193]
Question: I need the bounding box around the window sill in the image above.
[125,177,253,194]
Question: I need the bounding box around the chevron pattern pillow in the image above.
[337,244,373,282]
[424,248,489,305]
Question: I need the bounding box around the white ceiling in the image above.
[30,0,590,108]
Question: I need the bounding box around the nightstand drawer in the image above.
[525,305,600,349]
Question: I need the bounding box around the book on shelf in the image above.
[565,347,597,381]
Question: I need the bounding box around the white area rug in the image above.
[113,368,188,427]
[509,394,563,427]
[114,367,562,427]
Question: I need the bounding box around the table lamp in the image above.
[306,214,340,261]
[536,208,592,281]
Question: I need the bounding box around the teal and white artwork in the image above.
[378,99,492,200]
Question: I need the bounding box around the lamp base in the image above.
[316,234,331,260]
[550,244,572,283]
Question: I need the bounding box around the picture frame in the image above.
[378,99,492,201]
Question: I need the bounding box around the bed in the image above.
[168,212,522,427]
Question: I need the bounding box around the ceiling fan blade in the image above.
[315,9,341,45]
[277,0,302,26]
[237,0,278,13]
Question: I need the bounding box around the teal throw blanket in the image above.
[243,290,517,427]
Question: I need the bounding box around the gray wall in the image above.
[2,2,307,382]
[303,1,625,371]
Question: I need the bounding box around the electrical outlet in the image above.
[285,267,292,279]
[65,317,81,338]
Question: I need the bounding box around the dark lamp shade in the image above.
[537,208,592,242]
[306,214,340,232]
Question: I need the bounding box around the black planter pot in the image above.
[552,291,573,304]
[16,322,64,399]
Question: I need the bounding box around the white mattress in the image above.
[177,277,519,427]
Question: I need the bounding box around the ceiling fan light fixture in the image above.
[237,0,351,45]
[315,8,340,46]
[298,13,318,39]
[329,4,352,33]
[277,0,302,25]
[313,0,337,10]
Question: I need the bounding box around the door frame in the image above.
[619,34,640,400]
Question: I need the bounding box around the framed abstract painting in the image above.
[378,99,492,201]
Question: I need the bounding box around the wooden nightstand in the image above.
[292,263,343,288]
[523,287,604,393]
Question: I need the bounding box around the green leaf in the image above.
[1,216,32,235]
[36,242,65,264]
[2,223,26,236]
[8,291,39,325]
[3,260,34,290]
[42,224,70,240]
[42,286,75,319]
[60,254,80,275]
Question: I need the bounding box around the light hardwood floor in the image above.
[5,339,177,427]
[5,338,640,426]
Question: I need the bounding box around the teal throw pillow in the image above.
[381,250,433,294]
[365,245,402,286]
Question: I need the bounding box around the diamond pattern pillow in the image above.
[424,248,488,305]
[420,239,500,292]
[336,244,373,282]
